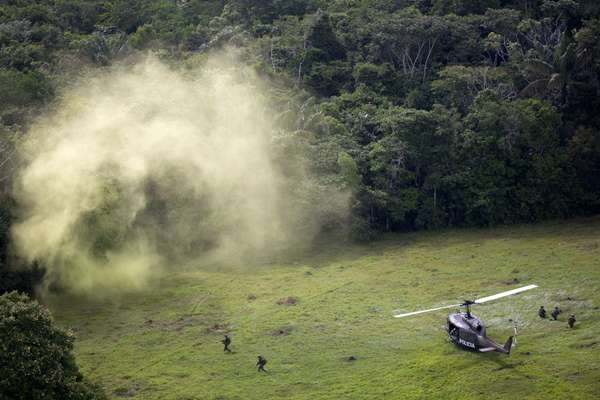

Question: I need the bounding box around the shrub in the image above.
[0,292,106,400]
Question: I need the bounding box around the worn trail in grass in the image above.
[49,218,600,399]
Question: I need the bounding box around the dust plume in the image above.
[11,52,348,295]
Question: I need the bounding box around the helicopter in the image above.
[394,284,538,354]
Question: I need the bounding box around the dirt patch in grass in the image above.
[271,325,294,336]
[173,316,204,331]
[143,315,204,332]
[276,296,298,305]
[573,341,598,349]
[578,242,598,251]
[114,386,138,397]
[206,323,231,334]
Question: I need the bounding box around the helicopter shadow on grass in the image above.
[448,348,527,378]
[485,352,527,375]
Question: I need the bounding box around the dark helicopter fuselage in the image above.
[395,285,537,354]
[447,312,513,354]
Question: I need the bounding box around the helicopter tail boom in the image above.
[479,335,513,354]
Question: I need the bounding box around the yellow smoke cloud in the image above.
[12,52,349,295]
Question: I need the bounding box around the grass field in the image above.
[48,218,600,399]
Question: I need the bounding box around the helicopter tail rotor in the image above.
[503,336,514,354]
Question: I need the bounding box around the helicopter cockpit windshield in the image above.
[448,321,459,339]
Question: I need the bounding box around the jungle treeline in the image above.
[2,0,600,292]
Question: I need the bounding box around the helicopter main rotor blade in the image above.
[394,303,461,318]
[393,284,538,319]
[474,284,538,304]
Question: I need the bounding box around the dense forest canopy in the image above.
[1,0,600,293]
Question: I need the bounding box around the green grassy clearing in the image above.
[49,218,600,399]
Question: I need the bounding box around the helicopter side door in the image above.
[457,330,478,349]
